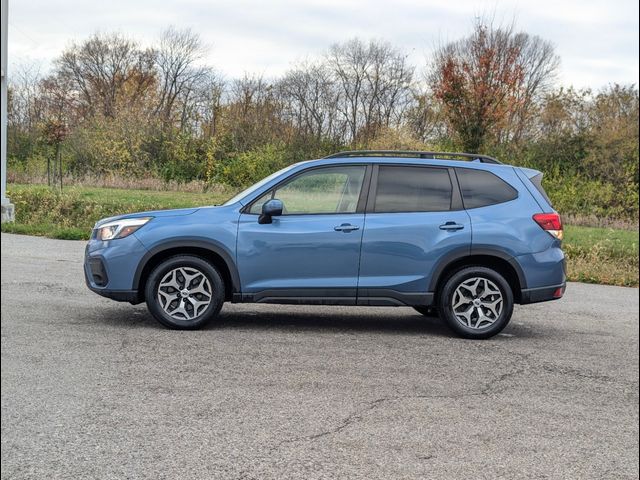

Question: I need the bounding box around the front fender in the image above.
[132,237,241,294]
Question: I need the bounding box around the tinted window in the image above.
[456,168,518,209]
[530,173,553,205]
[374,166,452,213]
[248,165,366,215]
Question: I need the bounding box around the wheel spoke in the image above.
[159,270,181,291]
[483,298,503,318]
[157,289,177,308]
[189,276,212,298]
[456,305,475,327]
[459,277,480,297]
[186,296,209,317]
[167,298,192,320]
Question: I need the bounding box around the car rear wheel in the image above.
[438,266,514,339]
[145,255,225,329]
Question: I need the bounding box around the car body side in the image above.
[84,156,566,307]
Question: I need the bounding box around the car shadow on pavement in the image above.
[92,305,454,337]
[213,310,453,336]
[91,305,550,339]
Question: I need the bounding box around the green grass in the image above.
[73,185,226,208]
[1,184,230,240]
[2,183,638,287]
[564,225,638,258]
[1,223,89,240]
[563,225,638,287]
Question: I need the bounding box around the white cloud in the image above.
[5,0,639,88]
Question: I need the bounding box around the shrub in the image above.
[212,143,290,187]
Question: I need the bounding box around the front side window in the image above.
[374,166,452,213]
[248,165,366,215]
[456,168,518,209]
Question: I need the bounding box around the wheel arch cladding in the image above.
[134,240,240,301]
[430,253,524,304]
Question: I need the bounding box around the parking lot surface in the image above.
[1,232,638,479]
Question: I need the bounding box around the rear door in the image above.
[357,164,471,305]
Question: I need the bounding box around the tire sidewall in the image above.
[439,266,514,339]
[145,256,225,329]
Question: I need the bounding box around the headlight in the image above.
[95,217,152,241]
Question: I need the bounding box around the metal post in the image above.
[1,0,15,222]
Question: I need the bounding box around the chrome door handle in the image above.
[439,222,464,231]
[334,224,360,232]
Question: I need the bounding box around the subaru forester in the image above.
[84,150,566,339]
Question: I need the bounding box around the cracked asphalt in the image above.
[1,232,638,479]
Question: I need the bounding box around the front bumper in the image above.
[84,233,148,304]
[84,258,142,303]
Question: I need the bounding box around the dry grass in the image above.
[563,213,638,231]
[566,245,639,287]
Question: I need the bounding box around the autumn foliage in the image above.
[5,22,639,221]
[430,22,558,152]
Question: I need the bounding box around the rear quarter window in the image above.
[456,168,518,209]
[529,173,553,206]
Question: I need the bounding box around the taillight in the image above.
[533,213,563,240]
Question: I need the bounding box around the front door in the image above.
[237,164,369,303]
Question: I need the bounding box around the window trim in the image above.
[454,167,519,210]
[242,163,373,216]
[365,164,463,214]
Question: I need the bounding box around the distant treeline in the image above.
[6,20,639,220]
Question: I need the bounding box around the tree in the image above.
[56,33,156,119]
[224,75,287,151]
[429,20,559,152]
[278,62,339,141]
[154,27,211,130]
[42,119,69,188]
[327,39,414,144]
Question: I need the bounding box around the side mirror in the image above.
[258,199,283,224]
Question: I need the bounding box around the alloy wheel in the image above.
[157,267,213,321]
[451,277,503,329]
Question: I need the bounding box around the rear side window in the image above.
[529,173,553,205]
[456,168,518,209]
[374,166,452,213]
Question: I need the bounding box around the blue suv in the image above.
[84,150,566,339]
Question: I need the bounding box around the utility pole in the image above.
[1,0,14,223]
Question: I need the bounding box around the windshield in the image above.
[222,163,299,206]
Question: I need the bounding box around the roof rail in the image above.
[324,150,501,164]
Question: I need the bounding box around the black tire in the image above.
[438,266,514,339]
[413,306,440,318]
[145,255,225,329]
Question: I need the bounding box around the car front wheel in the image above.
[438,266,514,339]
[145,255,225,329]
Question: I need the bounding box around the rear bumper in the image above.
[520,283,566,304]
[514,245,566,304]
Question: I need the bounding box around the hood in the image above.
[94,207,200,228]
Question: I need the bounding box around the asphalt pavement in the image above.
[1,232,638,479]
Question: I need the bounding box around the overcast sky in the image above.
[5,0,639,88]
